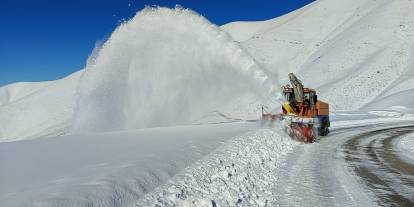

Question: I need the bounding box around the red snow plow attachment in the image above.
[261,106,316,143]
[282,117,316,143]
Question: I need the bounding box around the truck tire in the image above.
[318,117,330,136]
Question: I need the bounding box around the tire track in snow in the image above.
[344,126,414,206]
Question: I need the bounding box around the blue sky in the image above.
[0,0,313,86]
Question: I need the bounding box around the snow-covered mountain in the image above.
[0,71,82,141]
[222,0,414,111]
[1,0,414,141]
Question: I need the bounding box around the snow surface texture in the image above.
[135,127,297,207]
[72,7,279,133]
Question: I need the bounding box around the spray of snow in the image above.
[72,7,278,133]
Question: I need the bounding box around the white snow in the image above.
[0,71,82,142]
[396,133,414,161]
[135,126,297,206]
[222,0,414,112]
[0,81,52,106]
[221,2,313,43]
[72,7,279,134]
[0,122,256,207]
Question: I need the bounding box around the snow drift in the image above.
[72,7,278,133]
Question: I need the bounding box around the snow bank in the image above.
[396,133,414,161]
[331,112,414,130]
[136,127,297,206]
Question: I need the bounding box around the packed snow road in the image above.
[274,121,414,207]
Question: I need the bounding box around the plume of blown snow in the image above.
[72,7,278,133]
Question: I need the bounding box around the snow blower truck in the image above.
[262,73,330,143]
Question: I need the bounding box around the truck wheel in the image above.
[317,117,330,136]
[318,127,329,136]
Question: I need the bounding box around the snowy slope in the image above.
[220,2,313,43]
[0,81,52,106]
[0,71,82,141]
[222,0,414,112]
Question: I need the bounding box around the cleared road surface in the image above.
[273,122,414,207]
